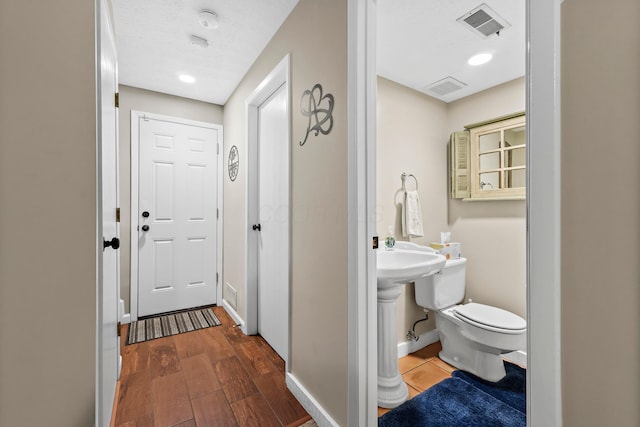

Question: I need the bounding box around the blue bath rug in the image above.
[452,361,526,414]
[378,376,526,427]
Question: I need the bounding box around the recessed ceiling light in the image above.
[178,74,195,83]
[468,53,493,66]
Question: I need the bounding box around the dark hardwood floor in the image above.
[114,306,312,427]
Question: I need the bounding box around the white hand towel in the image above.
[402,190,424,237]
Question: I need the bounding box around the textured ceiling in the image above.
[112,0,300,105]
[112,0,524,106]
[377,0,525,102]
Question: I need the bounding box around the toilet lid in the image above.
[453,303,526,332]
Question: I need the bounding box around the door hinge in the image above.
[116,207,121,222]
[216,272,219,284]
[114,92,119,108]
[117,321,122,337]
[217,142,220,155]
[217,208,219,219]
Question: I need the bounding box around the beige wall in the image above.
[377,77,526,344]
[561,1,639,425]
[0,1,97,426]
[447,77,527,318]
[223,0,348,424]
[376,77,449,339]
[117,85,223,313]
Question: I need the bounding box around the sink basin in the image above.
[377,249,446,288]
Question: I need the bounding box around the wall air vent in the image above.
[425,77,467,96]
[457,3,511,39]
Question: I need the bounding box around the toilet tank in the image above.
[414,258,467,310]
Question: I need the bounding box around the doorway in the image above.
[346,0,563,425]
[245,55,291,364]
[129,111,224,319]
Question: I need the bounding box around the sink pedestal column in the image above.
[377,285,408,408]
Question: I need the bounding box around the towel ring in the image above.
[401,172,418,191]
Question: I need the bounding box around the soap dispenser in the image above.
[385,226,396,250]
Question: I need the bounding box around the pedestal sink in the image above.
[376,244,446,408]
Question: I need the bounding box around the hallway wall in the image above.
[0,1,97,425]
[561,0,640,425]
[223,0,349,423]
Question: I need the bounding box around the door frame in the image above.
[525,0,563,424]
[347,0,563,425]
[129,111,224,321]
[96,0,120,425]
[244,54,291,368]
[347,0,378,424]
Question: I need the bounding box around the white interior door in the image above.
[257,84,289,361]
[97,0,119,424]
[137,117,220,317]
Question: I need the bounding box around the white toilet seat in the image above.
[453,303,526,335]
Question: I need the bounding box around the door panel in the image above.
[257,84,289,361]
[186,238,206,287]
[153,239,174,290]
[138,118,219,317]
[153,162,175,220]
[186,164,206,219]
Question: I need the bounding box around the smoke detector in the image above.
[457,3,511,39]
[198,10,219,29]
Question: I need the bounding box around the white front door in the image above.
[97,0,119,425]
[257,83,289,361]
[137,117,220,317]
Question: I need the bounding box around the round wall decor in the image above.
[228,145,239,182]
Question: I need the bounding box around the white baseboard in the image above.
[397,329,440,358]
[286,373,339,427]
[119,299,131,324]
[502,350,527,367]
[118,354,122,379]
[221,299,244,328]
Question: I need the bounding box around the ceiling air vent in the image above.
[457,3,511,39]
[425,77,467,96]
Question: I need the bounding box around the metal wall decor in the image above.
[299,83,334,146]
[228,145,239,182]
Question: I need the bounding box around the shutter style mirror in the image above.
[450,131,470,199]
[449,113,526,201]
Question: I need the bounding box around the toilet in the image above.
[413,256,526,382]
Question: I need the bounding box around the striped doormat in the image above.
[127,307,221,345]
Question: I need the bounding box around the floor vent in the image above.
[457,3,511,39]
[425,77,467,96]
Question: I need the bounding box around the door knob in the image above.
[252,224,261,231]
[142,225,150,232]
[103,237,120,250]
[142,211,150,218]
